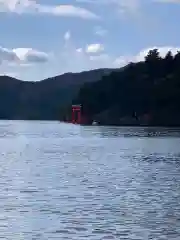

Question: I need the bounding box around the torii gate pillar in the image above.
[72,105,82,124]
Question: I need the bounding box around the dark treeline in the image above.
[74,49,180,126]
[0,69,110,120]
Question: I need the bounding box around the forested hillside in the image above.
[75,49,180,126]
[0,68,112,120]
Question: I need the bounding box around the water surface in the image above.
[0,121,180,239]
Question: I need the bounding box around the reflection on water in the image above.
[81,125,180,138]
[0,121,180,239]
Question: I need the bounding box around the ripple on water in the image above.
[0,122,180,239]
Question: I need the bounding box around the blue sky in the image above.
[0,0,180,81]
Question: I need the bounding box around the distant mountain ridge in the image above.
[0,68,115,120]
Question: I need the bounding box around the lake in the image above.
[0,121,180,239]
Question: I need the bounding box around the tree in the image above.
[145,49,161,63]
[163,50,174,74]
[174,51,180,70]
[75,49,180,126]
[165,51,173,61]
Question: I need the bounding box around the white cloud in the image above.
[40,5,98,19]
[0,0,36,12]
[75,46,180,70]
[14,48,49,63]
[0,47,18,63]
[0,71,19,78]
[118,0,140,14]
[135,46,180,61]
[76,48,83,53]
[76,0,141,16]
[0,46,49,65]
[2,39,180,80]
[89,54,109,61]
[86,43,104,53]
[75,46,180,69]
[114,46,180,67]
[61,34,180,73]
[64,31,71,41]
[94,26,108,37]
[0,0,99,19]
[154,0,180,3]
[113,56,132,67]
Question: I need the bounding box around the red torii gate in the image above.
[72,104,82,124]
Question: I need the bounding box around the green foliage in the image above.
[75,49,180,126]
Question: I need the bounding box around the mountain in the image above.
[75,49,180,126]
[0,68,113,120]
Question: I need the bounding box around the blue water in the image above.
[0,121,180,239]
